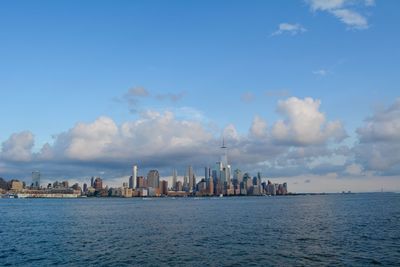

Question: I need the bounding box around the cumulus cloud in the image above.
[271,23,307,36]
[354,99,400,174]
[0,96,352,185]
[357,99,400,142]
[1,131,34,162]
[250,116,268,138]
[272,97,347,145]
[306,0,372,29]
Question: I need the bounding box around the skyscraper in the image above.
[94,177,103,190]
[129,165,138,189]
[205,167,211,181]
[188,166,194,192]
[172,169,177,191]
[147,170,160,189]
[32,171,40,188]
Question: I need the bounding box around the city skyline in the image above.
[1,0,400,193]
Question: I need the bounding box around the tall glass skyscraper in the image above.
[32,171,40,188]
[172,169,177,190]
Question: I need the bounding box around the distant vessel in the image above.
[219,194,223,198]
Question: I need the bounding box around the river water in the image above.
[1,193,399,266]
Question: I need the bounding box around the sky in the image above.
[1,0,400,192]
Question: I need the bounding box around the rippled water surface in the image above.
[1,193,400,266]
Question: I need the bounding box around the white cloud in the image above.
[272,97,346,145]
[223,124,240,142]
[331,9,368,29]
[250,116,268,138]
[0,97,356,185]
[307,0,345,11]
[1,131,34,161]
[63,116,119,160]
[354,98,400,174]
[345,163,364,175]
[306,0,372,29]
[271,23,307,36]
[357,98,400,143]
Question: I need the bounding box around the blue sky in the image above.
[1,0,400,192]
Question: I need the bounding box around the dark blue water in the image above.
[1,194,399,266]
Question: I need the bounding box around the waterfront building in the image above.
[188,166,195,192]
[137,188,148,197]
[176,181,183,191]
[147,170,160,189]
[233,169,242,186]
[10,180,23,191]
[122,187,133,198]
[205,167,211,182]
[183,175,189,192]
[136,176,147,188]
[148,187,156,197]
[83,183,88,193]
[172,169,177,191]
[62,181,69,188]
[283,183,288,194]
[130,165,138,189]
[208,176,214,196]
[196,179,207,195]
[32,171,40,188]
[161,180,168,196]
[94,177,103,190]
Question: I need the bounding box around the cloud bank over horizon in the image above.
[1,95,399,192]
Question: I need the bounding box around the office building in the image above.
[32,170,40,188]
[130,165,137,189]
[147,170,160,189]
[94,177,103,190]
[172,169,177,191]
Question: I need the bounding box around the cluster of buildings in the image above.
[0,141,288,198]
[0,172,81,198]
[79,141,288,198]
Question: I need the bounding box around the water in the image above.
[1,193,399,266]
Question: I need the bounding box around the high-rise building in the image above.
[183,175,188,191]
[94,177,103,190]
[176,181,183,191]
[188,166,194,192]
[172,169,177,191]
[208,176,214,196]
[147,170,160,189]
[131,165,138,189]
[136,176,147,188]
[161,180,168,196]
[90,176,94,187]
[205,167,211,181]
[32,171,40,188]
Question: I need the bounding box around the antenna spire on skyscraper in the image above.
[221,137,227,149]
